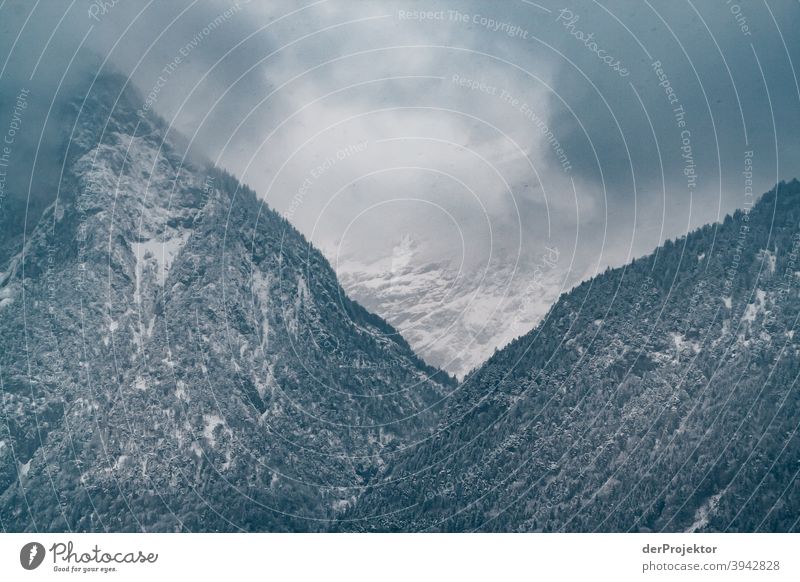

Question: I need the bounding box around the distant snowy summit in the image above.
[338,235,564,378]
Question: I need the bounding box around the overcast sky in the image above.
[2,0,799,317]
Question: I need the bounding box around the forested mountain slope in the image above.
[0,74,452,532]
[344,180,800,532]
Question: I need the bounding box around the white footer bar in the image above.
[1,533,797,581]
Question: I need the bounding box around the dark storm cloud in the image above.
[0,0,268,235]
[542,0,800,260]
[1,0,798,285]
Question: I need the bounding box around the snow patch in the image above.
[686,491,724,533]
[722,296,732,309]
[759,249,777,275]
[190,442,203,458]
[251,271,272,351]
[131,231,189,292]
[256,364,278,399]
[285,274,310,335]
[296,275,309,307]
[18,459,32,478]
[113,455,129,471]
[0,285,14,309]
[203,414,225,447]
[331,497,357,512]
[742,289,767,323]
[670,332,700,355]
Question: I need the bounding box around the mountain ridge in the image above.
[340,178,800,532]
[0,73,452,532]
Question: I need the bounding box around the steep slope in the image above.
[0,74,452,532]
[344,180,800,532]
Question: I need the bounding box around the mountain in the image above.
[342,180,800,532]
[2,72,797,534]
[0,74,453,532]
[338,236,564,378]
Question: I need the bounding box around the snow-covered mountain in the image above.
[0,74,452,532]
[338,235,564,378]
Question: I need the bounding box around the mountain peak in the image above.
[0,73,452,532]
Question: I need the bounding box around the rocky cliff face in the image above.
[344,180,800,532]
[0,74,452,532]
